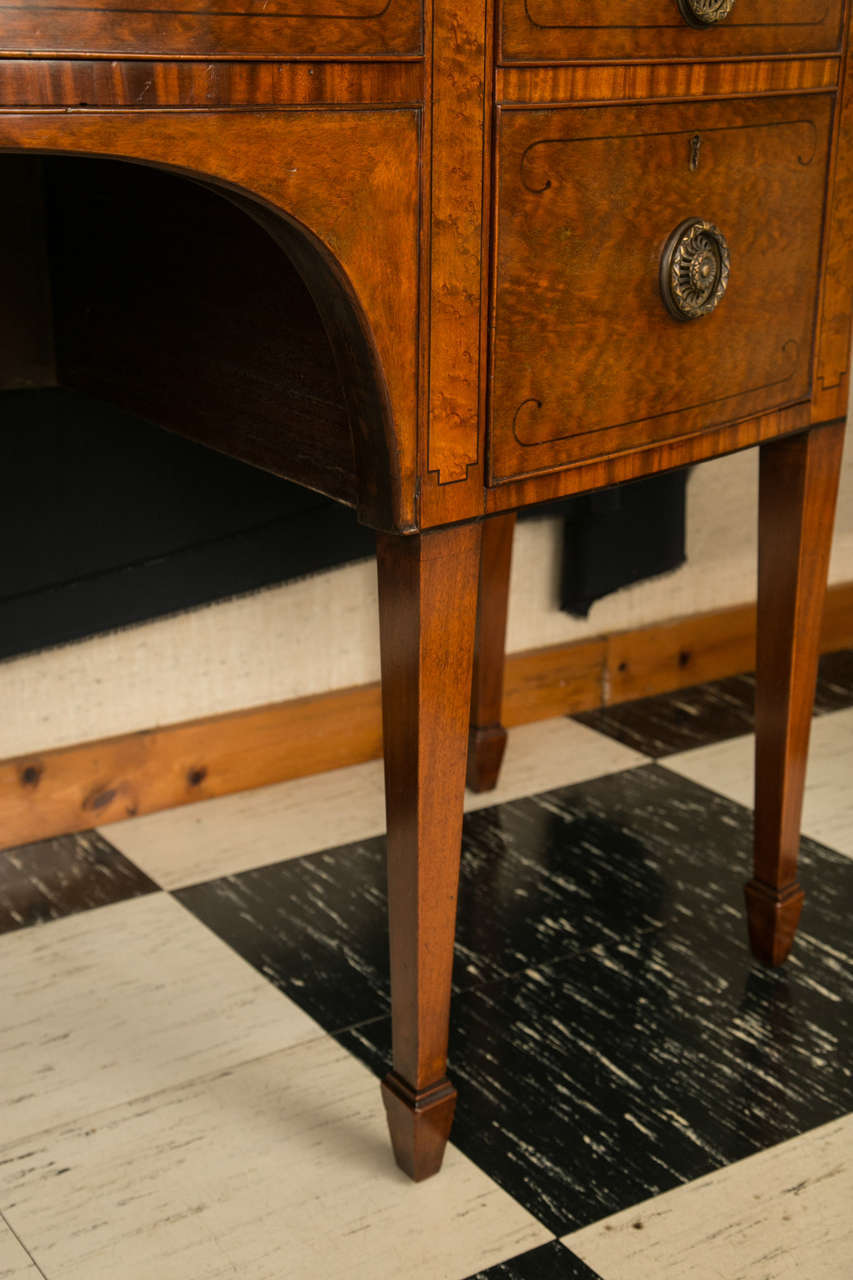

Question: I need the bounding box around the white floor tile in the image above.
[466,717,646,816]
[0,893,324,1146]
[100,717,645,889]
[0,1034,550,1280]
[562,1114,853,1280]
[0,1218,39,1279]
[100,757,388,891]
[664,707,853,859]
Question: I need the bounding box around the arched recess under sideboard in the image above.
[0,106,421,531]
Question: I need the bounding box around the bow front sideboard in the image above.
[1,0,851,1181]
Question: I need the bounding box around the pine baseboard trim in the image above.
[3,580,851,850]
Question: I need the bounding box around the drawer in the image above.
[488,95,832,484]
[500,1,844,64]
[0,0,421,58]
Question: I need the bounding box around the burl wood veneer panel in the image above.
[0,0,422,59]
[489,94,833,485]
[499,0,844,64]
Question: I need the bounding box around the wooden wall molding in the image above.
[3,579,852,852]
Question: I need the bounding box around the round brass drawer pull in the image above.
[660,218,731,322]
[677,0,736,27]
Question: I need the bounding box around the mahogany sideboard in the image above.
[1,0,851,1182]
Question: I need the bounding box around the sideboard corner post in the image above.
[376,520,482,1180]
[748,419,846,966]
[467,510,517,793]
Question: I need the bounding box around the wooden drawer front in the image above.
[489,96,833,485]
[0,0,421,58]
[500,1,844,64]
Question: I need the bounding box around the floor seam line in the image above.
[0,1207,49,1280]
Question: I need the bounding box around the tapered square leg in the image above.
[744,880,805,969]
[467,512,516,792]
[376,522,481,1180]
[381,1073,457,1182]
[749,421,845,965]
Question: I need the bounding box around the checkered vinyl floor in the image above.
[1,654,851,1279]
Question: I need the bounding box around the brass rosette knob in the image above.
[677,0,736,27]
[660,218,731,322]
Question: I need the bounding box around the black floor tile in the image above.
[176,770,694,1032]
[574,673,757,757]
[574,649,853,757]
[463,1240,601,1280]
[177,837,393,1030]
[177,764,852,1236]
[336,769,853,1234]
[0,830,159,934]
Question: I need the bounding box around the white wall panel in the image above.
[2,429,851,759]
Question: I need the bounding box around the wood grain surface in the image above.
[748,420,846,964]
[377,522,481,1177]
[0,58,424,108]
[0,0,423,60]
[490,95,833,484]
[499,0,844,65]
[497,57,841,105]
[421,0,493,494]
[480,403,814,515]
[468,512,517,792]
[813,13,853,423]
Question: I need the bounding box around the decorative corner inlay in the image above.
[519,141,552,194]
[509,340,799,451]
[511,398,543,442]
[796,122,819,166]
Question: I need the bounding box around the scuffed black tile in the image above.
[0,830,159,934]
[178,764,852,1234]
[574,674,757,757]
[574,650,853,757]
[463,1239,601,1280]
[177,839,391,1029]
[339,768,853,1234]
[176,776,687,1033]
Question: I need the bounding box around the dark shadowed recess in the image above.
[1,382,687,661]
[0,387,375,660]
